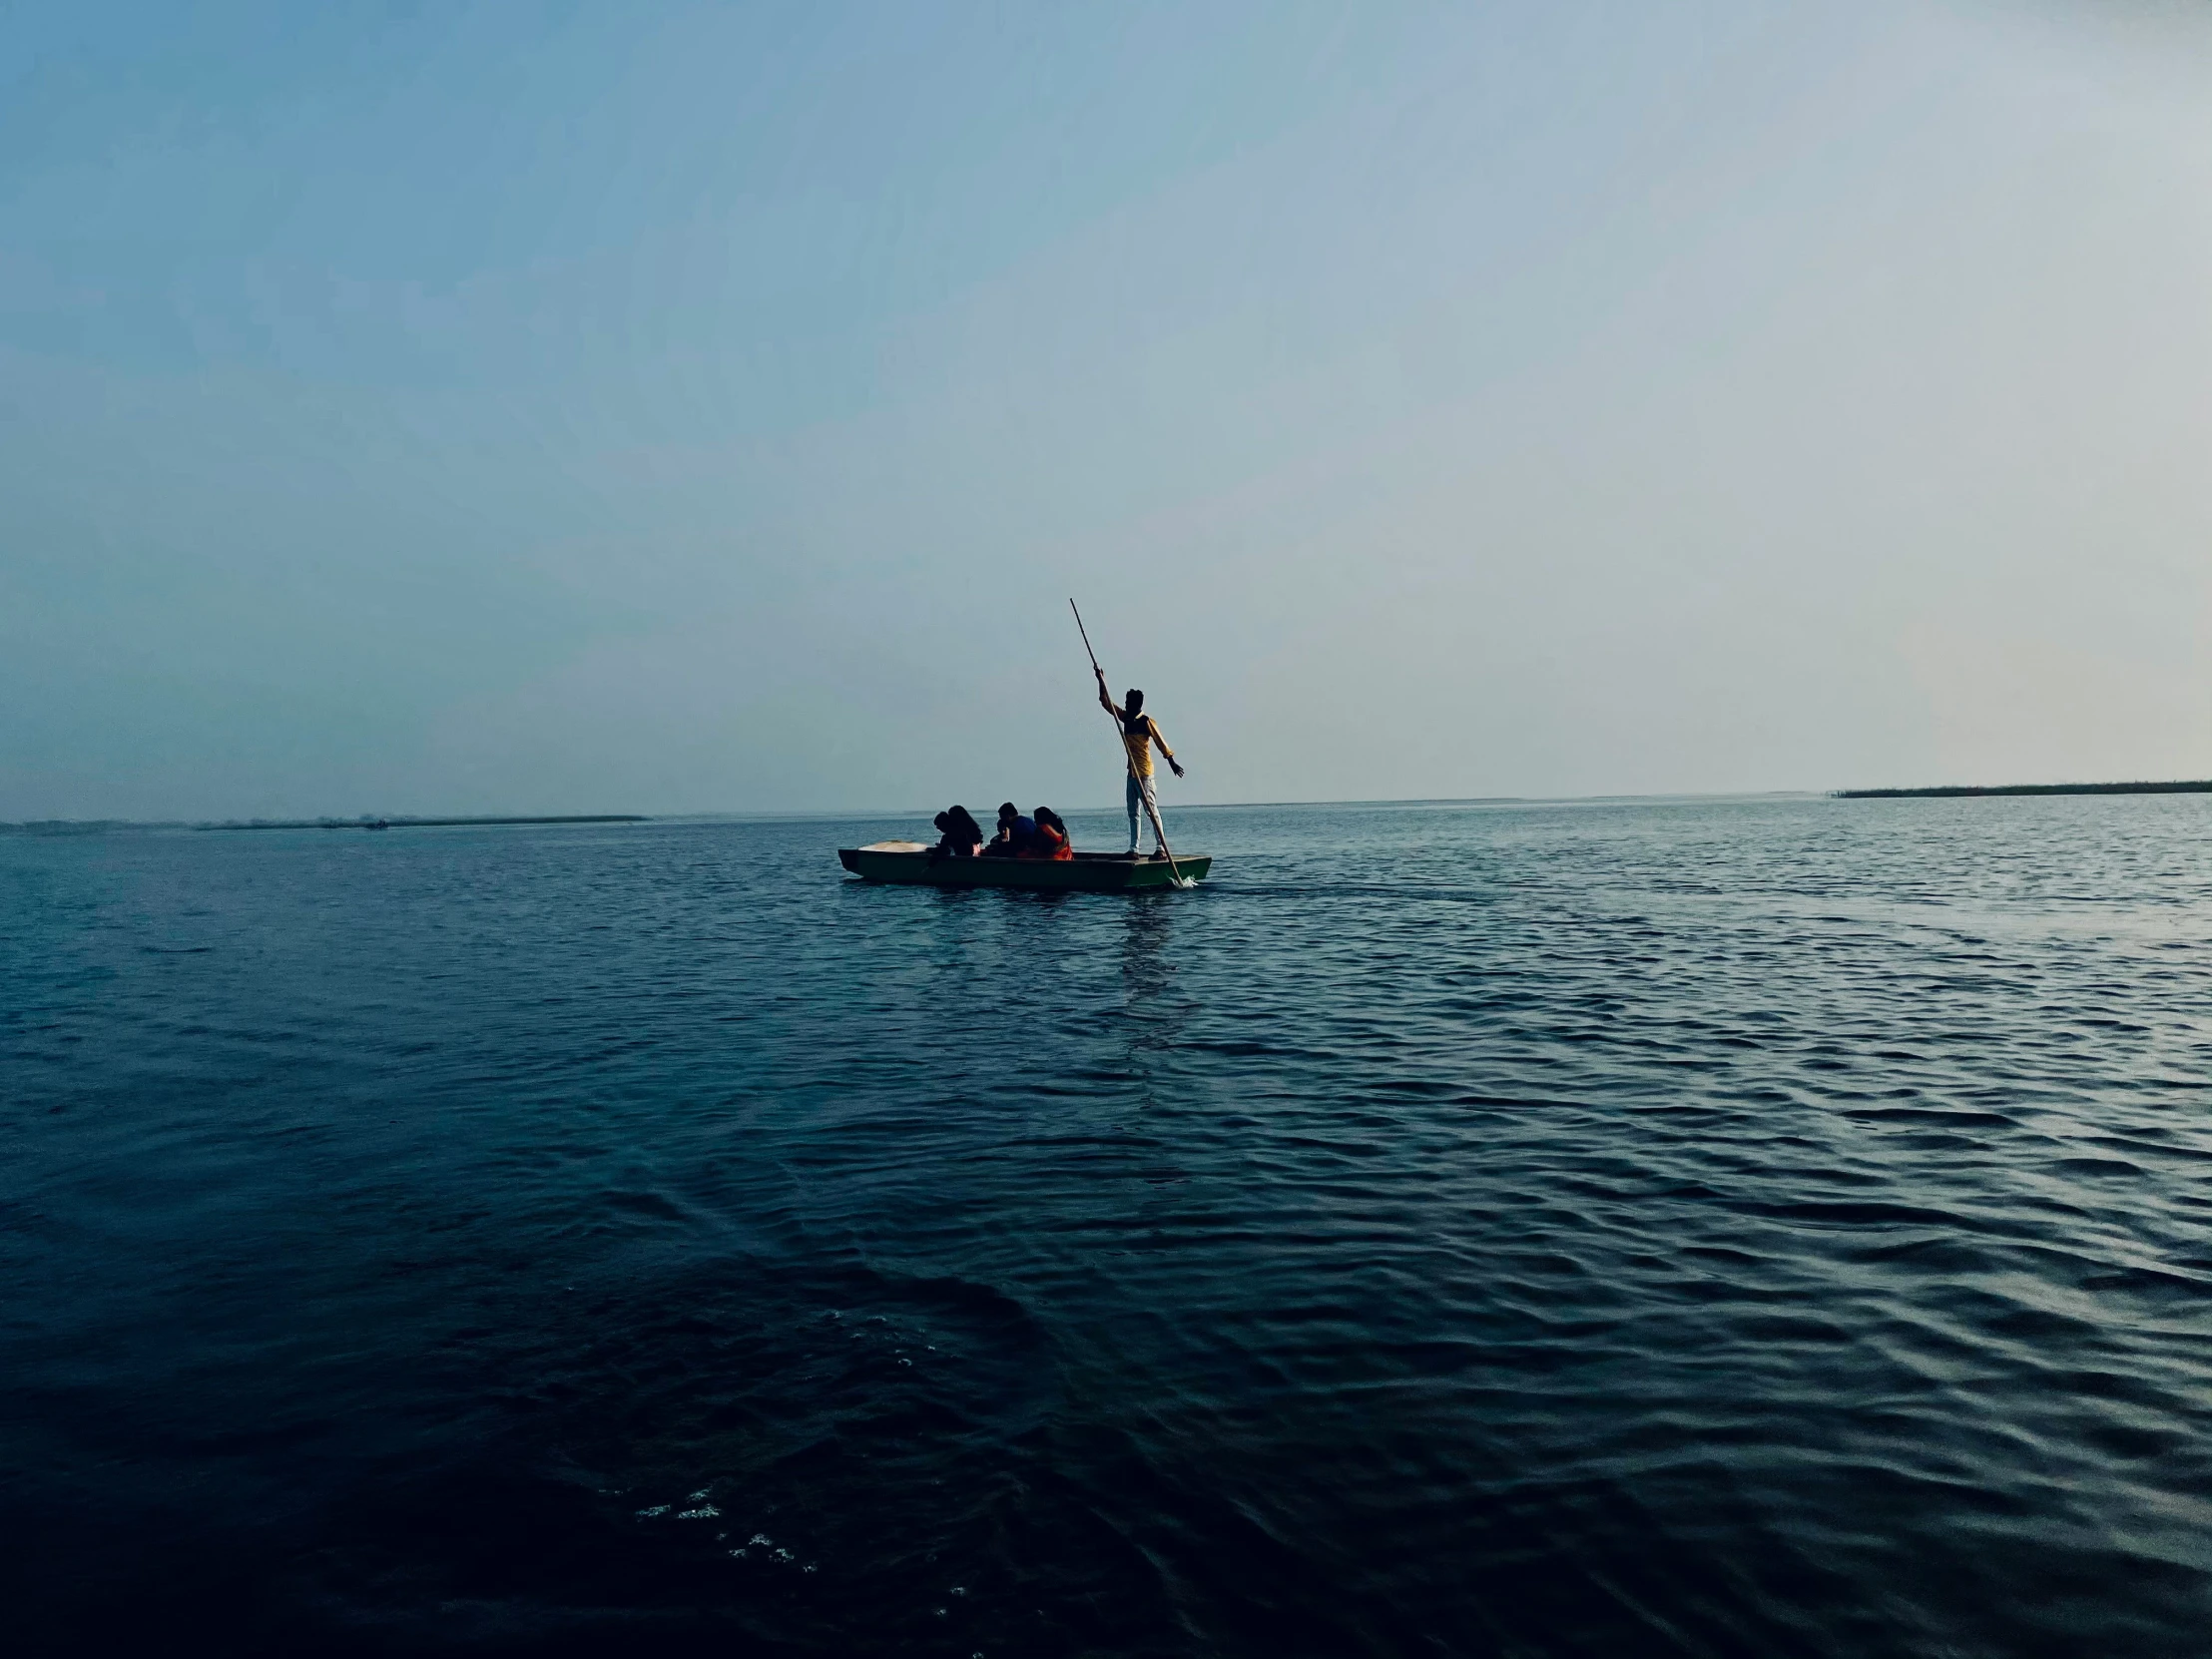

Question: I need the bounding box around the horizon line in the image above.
[0,788,1844,831]
[15,777,2212,831]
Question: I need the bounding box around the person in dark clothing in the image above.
[982,802,1036,857]
[930,805,984,858]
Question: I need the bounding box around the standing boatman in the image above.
[1095,667,1185,856]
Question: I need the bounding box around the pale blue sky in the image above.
[5,1,2209,820]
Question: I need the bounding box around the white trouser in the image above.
[1125,772,1161,850]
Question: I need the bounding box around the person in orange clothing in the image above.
[1026,807,1075,859]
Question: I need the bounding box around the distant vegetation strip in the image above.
[1837,781,2212,799]
[197,815,650,830]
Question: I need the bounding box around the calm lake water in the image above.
[4,799,2208,1656]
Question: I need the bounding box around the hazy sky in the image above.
[5,1,2208,820]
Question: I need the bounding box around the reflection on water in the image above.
[3,797,2209,1656]
[1120,890,1177,1000]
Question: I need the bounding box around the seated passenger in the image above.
[982,802,1035,857]
[1024,807,1074,859]
[930,805,984,858]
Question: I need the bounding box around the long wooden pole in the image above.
[1070,599,1188,887]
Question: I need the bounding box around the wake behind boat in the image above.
[839,843,1210,890]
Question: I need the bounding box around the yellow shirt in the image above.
[1122,715,1169,779]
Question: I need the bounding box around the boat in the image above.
[838,842,1211,890]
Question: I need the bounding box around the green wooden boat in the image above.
[838,843,1212,890]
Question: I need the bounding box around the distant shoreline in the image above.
[197,815,651,831]
[9,786,2208,835]
[1836,781,2212,799]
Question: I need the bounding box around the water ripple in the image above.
[3,797,2208,1654]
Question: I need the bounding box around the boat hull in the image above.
[838,848,1211,890]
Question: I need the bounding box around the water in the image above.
[3,798,2208,1656]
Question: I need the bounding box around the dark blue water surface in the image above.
[4,799,2209,1656]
